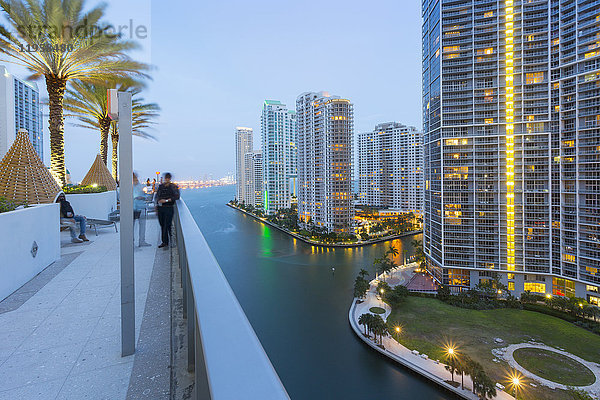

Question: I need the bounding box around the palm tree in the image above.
[65,83,158,181]
[358,314,368,335]
[108,93,159,181]
[456,354,473,390]
[0,0,149,185]
[64,80,142,165]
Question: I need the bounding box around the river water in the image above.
[184,186,449,400]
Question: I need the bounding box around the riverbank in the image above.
[348,270,515,400]
[226,203,422,248]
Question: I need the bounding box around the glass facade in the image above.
[422,0,600,296]
[261,100,298,215]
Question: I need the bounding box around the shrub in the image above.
[0,196,22,213]
[520,290,544,304]
[63,185,107,194]
[437,284,451,301]
[522,303,579,323]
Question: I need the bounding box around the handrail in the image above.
[174,199,290,400]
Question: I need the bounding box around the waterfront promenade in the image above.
[0,217,171,399]
[349,267,515,400]
[227,203,422,248]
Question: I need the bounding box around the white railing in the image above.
[174,199,289,400]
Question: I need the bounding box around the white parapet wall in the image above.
[0,203,61,301]
[66,190,117,220]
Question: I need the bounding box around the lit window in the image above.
[526,72,544,84]
[524,282,546,294]
[508,282,515,291]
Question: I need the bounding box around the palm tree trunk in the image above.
[99,118,111,165]
[111,133,119,183]
[46,76,68,186]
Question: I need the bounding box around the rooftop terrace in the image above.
[0,201,288,399]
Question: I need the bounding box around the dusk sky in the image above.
[4,0,423,182]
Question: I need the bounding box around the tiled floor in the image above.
[0,217,164,400]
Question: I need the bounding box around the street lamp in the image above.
[511,377,521,399]
[508,371,524,400]
[379,288,385,308]
[394,326,401,341]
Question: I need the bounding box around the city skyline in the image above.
[0,0,422,182]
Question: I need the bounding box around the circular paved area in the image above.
[501,343,600,396]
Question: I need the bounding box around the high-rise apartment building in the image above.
[0,65,43,160]
[261,100,297,214]
[422,0,600,299]
[358,122,423,213]
[244,150,263,208]
[235,127,253,204]
[297,91,354,233]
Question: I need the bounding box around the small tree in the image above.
[474,370,496,399]
[437,284,451,301]
[444,356,458,383]
[353,277,370,300]
[386,285,409,306]
[377,281,392,301]
[520,290,538,304]
[371,315,388,344]
[358,313,369,335]
[455,354,473,390]
[469,360,496,399]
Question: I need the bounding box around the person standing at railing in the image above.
[133,172,152,247]
[155,172,180,248]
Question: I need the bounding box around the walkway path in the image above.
[349,268,514,400]
[501,343,600,395]
[0,216,170,400]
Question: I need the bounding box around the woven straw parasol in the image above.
[81,154,117,190]
[0,129,61,204]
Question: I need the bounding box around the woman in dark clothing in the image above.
[155,172,180,248]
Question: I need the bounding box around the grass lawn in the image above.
[370,306,385,314]
[513,348,595,387]
[387,296,600,400]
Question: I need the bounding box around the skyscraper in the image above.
[358,122,423,213]
[235,127,253,204]
[261,100,297,214]
[244,150,264,208]
[422,0,600,298]
[296,91,354,233]
[0,65,43,160]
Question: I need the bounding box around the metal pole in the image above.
[118,91,135,357]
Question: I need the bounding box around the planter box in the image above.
[0,203,60,301]
[66,190,117,220]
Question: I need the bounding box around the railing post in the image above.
[195,322,211,400]
[187,267,195,373]
[181,238,188,319]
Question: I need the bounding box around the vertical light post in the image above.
[109,89,135,357]
[512,377,520,400]
[394,326,401,342]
